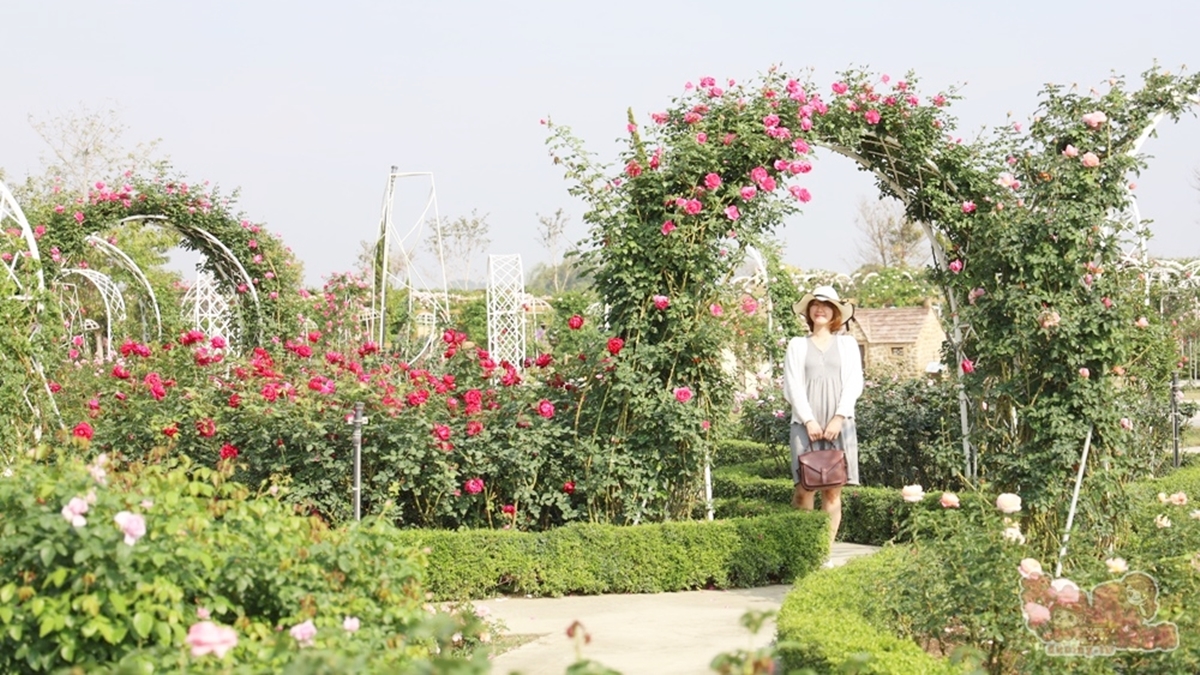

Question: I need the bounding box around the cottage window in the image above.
[891,347,904,356]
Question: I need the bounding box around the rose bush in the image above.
[0,450,494,674]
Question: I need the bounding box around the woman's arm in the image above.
[783,337,816,425]
[835,335,864,419]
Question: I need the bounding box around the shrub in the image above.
[388,511,828,600]
[775,545,966,674]
[0,452,485,674]
[854,377,965,490]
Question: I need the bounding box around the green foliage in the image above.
[851,266,938,309]
[775,545,969,674]
[387,511,828,600]
[855,377,965,489]
[0,452,495,674]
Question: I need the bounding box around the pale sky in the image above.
[4,1,1199,288]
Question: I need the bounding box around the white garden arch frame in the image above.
[370,168,451,361]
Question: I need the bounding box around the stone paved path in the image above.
[484,542,880,675]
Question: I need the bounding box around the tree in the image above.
[536,209,570,293]
[426,210,490,290]
[853,195,928,269]
[21,103,165,198]
[526,250,591,294]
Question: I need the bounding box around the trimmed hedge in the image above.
[715,438,785,467]
[390,511,828,600]
[713,462,914,545]
[776,545,967,674]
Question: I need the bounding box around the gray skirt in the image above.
[789,422,860,487]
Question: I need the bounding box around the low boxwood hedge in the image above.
[775,545,967,674]
[391,510,829,600]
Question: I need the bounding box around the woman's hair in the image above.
[804,301,843,333]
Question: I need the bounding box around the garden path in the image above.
[485,542,880,675]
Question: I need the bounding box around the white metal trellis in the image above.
[487,254,526,368]
[370,168,451,361]
[0,178,59,437]
[59,268,127,360]
[182,265,233,342]
[84,235,163,340]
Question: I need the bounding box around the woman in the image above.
[783,285,863,553]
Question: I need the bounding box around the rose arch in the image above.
[8,176,306,347]
[547,64,1200,524]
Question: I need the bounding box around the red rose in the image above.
[536,399,555,419]
[228,393,241,408]
[219,443,239,460]
[502,504,516,515]
[563,481,576,495]
[196,418,216,438]
[535,353,553,368]
[567,315,584,330]
[606,337,624,356]
[466,420,483,436]
[72,421,94,441]
[432,424,451,441]
[163,424,178,438]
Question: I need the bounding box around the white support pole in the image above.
[1055,426,1094,579]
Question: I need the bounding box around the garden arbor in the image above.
[548,65,1200,523]
[0,174,304,439]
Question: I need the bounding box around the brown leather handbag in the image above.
[797,440,848,491]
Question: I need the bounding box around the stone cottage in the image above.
[847,305,947,378]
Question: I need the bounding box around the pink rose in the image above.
[789,185,812,203]
[1119,417,1133,430]
[1135,316,1149,328]
[740,296,758,315]
[1018,558,1043,580]
[684,199,703,215]
[695,132,708,144]
[61,497,89,527]
[739,186,757,201]
[704,173,722,190]
[864,109,881,124]
[1050,579,1080,604]
[1079,367,1090,379]
[961,201,976,214]
[901,485,925,503]
[1080,152,1100,168]
[709,303,724,317]
[289,619,317,647]
[536,399,555,419]
[1081,111,1108,129]
[661,220,676,235]
[948,260,964,273]
[1062,144,1079,158]
[343,616,360,633]
[939,492,960,508]
[113,511,146,546]
[724,205,740,221]
[673,386,694,403]
[995,493,1022,514]
[187,621,239,657]
[652,295,670,310]
[831,81,848,95]
[464,478,484,495]
[1024,602,1051,626]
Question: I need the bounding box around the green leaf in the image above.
[0,607,12,624]
[132,611,153,639]
[46,568,68,589]
[0,583,14,603]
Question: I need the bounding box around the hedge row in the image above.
[775,544,966,674]
[389,511,828,600]
[712,463,916,545]
[715,438,785,467]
